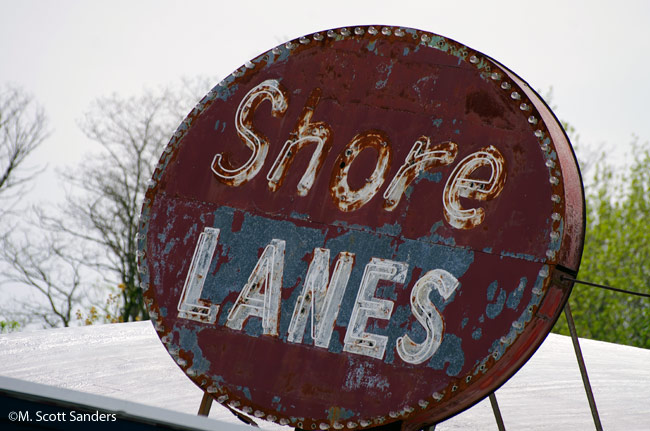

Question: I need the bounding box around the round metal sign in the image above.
[137,26,584,430]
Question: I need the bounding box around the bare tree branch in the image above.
[0,84,48,218]
[0,228,87,328]
[1,76,213,329]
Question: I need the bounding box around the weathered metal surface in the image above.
[137,26,584,430]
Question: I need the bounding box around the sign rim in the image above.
[137,25,585,430]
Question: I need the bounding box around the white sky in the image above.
[2,0,649,203]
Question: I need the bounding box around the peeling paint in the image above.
[506,277,527,310]
[344,359,390,391]
[174,324,211,376]
[501,251,540,263]
[327,406,356,422]
[427,333,464,377]
[486,287,506,319]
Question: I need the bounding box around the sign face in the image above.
[137,26,584,430]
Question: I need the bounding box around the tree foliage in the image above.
[0,229,87,327]
[0,85,53,328]
[54,90,179,322]
[1,78,211,328]
[0,320,20,333]
[554,140,650,348]
[0,84,47,218]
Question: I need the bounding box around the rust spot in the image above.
[267,88,333,196]
[211,80,289,187]
[330,130,392,212]
[465,91,504,119]
[383,138,458,211]
[442,145,507,229]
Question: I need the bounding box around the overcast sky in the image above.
[2,0,649,204]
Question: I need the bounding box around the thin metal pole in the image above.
[561,276,650,299]
[197,391,213,416]
[488,392,506,431]
[564,302,603,431]
[200,391,259,427]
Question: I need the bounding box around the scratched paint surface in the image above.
[137,26,584,430]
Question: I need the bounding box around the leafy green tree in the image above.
[554,140,650,348]
[0,320,20,333]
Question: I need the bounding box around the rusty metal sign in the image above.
[137,26,584,430]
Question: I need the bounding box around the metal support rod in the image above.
[197,391,213,416]
[198,392,260,427]
[564,302,603,431]
[488,392,506,431]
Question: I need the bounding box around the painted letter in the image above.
[267,88,333,196]
[396,269,459,364]
[383,138,457,211]
[442,145,506,229]
[343,258,408,359]
[225,239,285,336]
[211,80,288,186]
[330,130,392,212]
[287,248,354,348]
[177,227,220,323]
